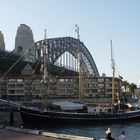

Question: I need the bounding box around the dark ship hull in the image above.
[20,106,140,127]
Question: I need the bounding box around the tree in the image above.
[128,83,137,99]
[122,80,129,92]
[129,83,137,92]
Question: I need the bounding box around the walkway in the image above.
[0,129,59,140]
[0,126,94,140]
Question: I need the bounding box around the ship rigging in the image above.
[20,28,140,126]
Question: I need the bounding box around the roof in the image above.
[23,63,33,70]
[52,101,85,110]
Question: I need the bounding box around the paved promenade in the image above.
[0,129,59,140]
[0,126,94,140]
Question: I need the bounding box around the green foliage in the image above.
[121,80,137,92]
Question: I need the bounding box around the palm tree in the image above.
[128,83,137,99]
[122,80,129,92]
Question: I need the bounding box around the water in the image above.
[40,122,140,140]
[1,112,139,140]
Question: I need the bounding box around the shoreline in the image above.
[0,125,95,140]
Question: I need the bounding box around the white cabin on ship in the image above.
[87,103,113,114]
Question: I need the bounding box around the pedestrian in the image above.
[105,128,115,140]
[118,130,126,140]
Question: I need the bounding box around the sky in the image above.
[0,0,140,85]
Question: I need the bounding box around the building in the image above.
[0,31,5,50]
[15,24,35,62]
[0,72,122,104]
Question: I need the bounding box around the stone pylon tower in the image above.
[0,31,5,50]
[15,24,35,62]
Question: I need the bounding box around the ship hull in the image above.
[20,106,140,127]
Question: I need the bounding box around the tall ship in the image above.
[19,27,140,126]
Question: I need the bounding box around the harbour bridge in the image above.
[35,37,100,76]
[0,37,99,77]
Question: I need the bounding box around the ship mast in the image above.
[75,24,83,102]
[110,40,115,105]
[42,29,49,106]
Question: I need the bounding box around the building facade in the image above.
[0,75,122,104]
[0,31,5,50]
[15,24,35,62]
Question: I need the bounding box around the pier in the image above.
[0,129,59,140]
[0,99,20,126]
[0,126,95,140]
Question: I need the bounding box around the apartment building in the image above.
[0,75,121,104]
[0,63,122,104]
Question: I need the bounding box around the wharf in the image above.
[0,129,57,140]
[0,125,94,140]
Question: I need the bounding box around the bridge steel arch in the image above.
[35,37,100,76]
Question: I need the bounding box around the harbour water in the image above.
[40,122,140,140]
[1,112,140,140]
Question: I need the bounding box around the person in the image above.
[118,130,126,140]
[105,128,115,140]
